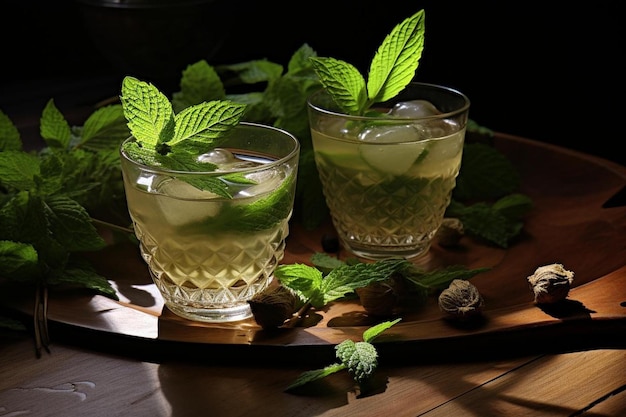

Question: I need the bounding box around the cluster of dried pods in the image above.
[248,261,575,329]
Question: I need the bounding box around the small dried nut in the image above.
[248,285,298,329]
[438,279,484,320]
[435,218,464,247]
[356,279,402,316]
[527,263,574,304]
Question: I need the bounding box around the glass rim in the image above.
[307,81,470,121]
[119,121,300,176]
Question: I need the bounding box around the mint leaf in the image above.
[0,240,39,281]
[172,59,226,113]
[367,9,425,104]
[40,99,72,149]
[48,261,118,300]
[309,57,367,114]
[447,201,523,248]
[454,143,520,201]
[79,104,129,148]
[310,9,426,115]
[362,318,402,343]
[310,252,345,274]
[492,193,533,219]
[404,265,490,291]
[274,263,324,304]
[169,100,246,149]
[285,363,346,391]
[0,109,22,151]
[318,258,410,308]
[0,151,39,190]
[44,195,105,252]
[121,76,176,148]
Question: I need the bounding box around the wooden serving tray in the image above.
[2,133,625,363]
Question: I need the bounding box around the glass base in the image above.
[164,301,253,323]
[341,239,432,262]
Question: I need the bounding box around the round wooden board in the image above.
[2,133,625,363]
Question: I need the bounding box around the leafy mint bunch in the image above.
[0,102,130,299]
[120,77,246,168]
[285,319,401,392]
[310,9,425,116]
[120,76,248,198]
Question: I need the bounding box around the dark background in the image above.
[1,1,623,165]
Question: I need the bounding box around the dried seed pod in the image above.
[356,279,402,317]
[435,218,464,247]
[438,279,484,320]
[527,263,574,304]
[248,285,298,329]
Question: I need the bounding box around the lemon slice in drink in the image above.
[358,125,429,175]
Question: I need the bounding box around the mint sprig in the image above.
[285,319,401,392]
[120,76,246,157]
[120,76,247,198]
[310,9,425,115]
[275,258,411,309]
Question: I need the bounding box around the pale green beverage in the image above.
[120,123,299,322]
[307,82,470,260]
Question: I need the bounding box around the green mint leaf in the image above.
[367,9,425,105]
[287,43,318,74]
[0,151,39,190]
[492,193,533,219]
[169,100,246,150]
[120,76,176,149]
[79,104,129,148]
[217,59,284,87]
[310,252,345,275]
[0,240,39,281]
[40,99,72,149]
[453,143,520,201]
[404,265,490,291]
[0,110,22,151]
[447,201,523,248]
[284,363,346,391]
[362,318,402,343]
[275,263,324,304]
[45,195,106,252]
[48,261,118,300]
[0,192,45,244]
[172,59,226,113]
[319,258,410,307]
[309,57,367,115]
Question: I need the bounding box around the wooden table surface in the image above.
[1,133,626,416]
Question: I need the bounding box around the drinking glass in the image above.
[307,82,470,260]
[120,122,300,322]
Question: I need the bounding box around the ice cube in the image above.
[155,178,221,226]
[198,148,259,171]
[390,100,441,118]
[198,148,236,165]
[234,167,286,199]
[358,124,424,143]
[357,125,429,175]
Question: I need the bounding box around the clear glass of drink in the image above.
[119,122,300,323]
[307,82,470,261]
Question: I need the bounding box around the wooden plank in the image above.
[421,349,626,417]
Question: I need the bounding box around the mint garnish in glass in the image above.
[309,9,425,116]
